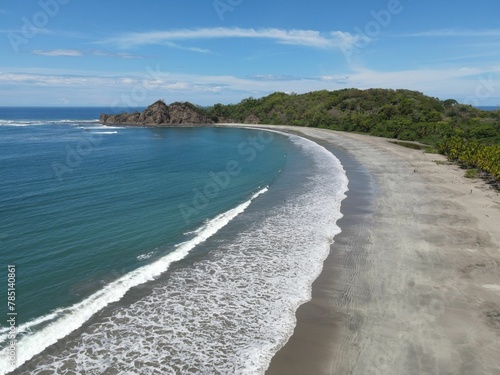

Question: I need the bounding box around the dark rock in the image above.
[100,100,214,126]
[138,100,170,124]
[128,111,141,123]
[169,102,213,124]
[244,113,260,124]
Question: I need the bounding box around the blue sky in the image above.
[1,0,500,106]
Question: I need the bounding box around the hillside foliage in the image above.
[206,88,500,181]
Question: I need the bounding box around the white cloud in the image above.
[320,75,350,84]
[1,65,500,106]
[99,27,366,51]
[91,50,144,59]
[31,49,144,59]
[248,74,296,81]
[32,49,83,57]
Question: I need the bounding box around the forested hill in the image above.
[207,88,500,147]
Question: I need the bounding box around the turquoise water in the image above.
[0,117,286,326]
[0,108,348,374]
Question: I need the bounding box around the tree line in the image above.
[205,88,500,181]
[439,137,500,180]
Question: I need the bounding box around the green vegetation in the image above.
[389,141,437,153]
[433,160,452,166]
[389,141,428,150]
[206,88,500,182]
[464,169,480,179]
[439,136,500,180]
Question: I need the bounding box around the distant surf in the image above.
[0,119,99,127]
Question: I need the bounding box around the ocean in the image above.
[0,108,348,374]
[477,106,499,111]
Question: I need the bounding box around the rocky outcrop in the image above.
[168,102,215,125]
[138,100,171,124]
[244,113,261,124]
[100,100,214,126]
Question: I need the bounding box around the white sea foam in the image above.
[0,119,102,127]
[0,188,268,374]
[89,131,118,135]
[136,251,157,261]
[0,311,58,342]
[0,120,46,127]
[58,119,96,123]
[52,119,100,124]
[80,125,124,130]
[17,131,349,374]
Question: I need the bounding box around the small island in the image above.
[100,100,214,126]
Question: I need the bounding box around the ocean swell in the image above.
[0,188,268,374]
[13,131,348,375]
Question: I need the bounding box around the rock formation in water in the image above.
[100,100,214,126]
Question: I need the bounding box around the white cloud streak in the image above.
[1,66,499,105]
[99,27,366,51]
[31,49,144,59]
[90,51,144,59]
[32,49,83,57]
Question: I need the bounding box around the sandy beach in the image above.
[220,124,500,375]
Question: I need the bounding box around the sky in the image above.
[1,0,500,107]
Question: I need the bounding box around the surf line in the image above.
[0,187,268,374]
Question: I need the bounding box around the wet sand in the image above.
[221,124,500,375]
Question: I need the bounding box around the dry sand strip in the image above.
[220,124,500,375]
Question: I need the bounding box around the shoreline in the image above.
[220,124,500,374]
